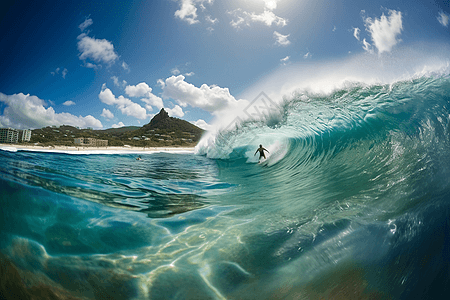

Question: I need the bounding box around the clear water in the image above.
[1,75,450,299]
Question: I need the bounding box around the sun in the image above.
[263,0,278,10]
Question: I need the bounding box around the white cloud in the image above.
[280,55,290,65]
[157,79,165,88]
[230,13,246,29]
[205,15,218,24]
[51,67,68,78]
[273,31,290,46]
[0,92,102,129]
[98,87,117,106]
[112,122,125,128]
[125,82,153,97]
[229,9,287,29]
[303,52,311,59]
[174,0,213,25]
[101,108,114,119]
[119,102,147,119]
[51,67,60,76]
[63,100,75,106]
[84,62,100,69]
[364,9,403,54]
[141,95,164,111]
[175,0,199,24]
[362,38,373,53]
[162,75,243,114]
[79,18,93,31]
[77,33,119,65]
[437,12,449,27]
[192,119,212,131]
[171,66,195,77]
[171,67,181,75]
[122,61,130,72]
[251,10,287,27]
[125,82,164,111]
[280,56,290,62]
[99,86,147,119]
[353,27,360,40]
[111,76,127,87]
[111,76,120,86]
[166,105,184,117]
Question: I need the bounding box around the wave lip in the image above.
[198,73,450,164]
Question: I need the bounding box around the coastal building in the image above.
[74,137,108,147]
[74,138,84,145]
[87,138,108,147]
[0,128,19,143]
[21,129,31,142]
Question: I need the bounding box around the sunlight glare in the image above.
[246,0,279,10]
[264,0,278,10]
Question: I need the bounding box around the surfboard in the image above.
[258,157,268,165]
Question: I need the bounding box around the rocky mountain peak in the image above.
[147,108,170,128]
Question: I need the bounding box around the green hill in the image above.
[29,109,205,147]
[102,126,140,134]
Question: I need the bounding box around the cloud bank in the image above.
[0,92,102,129]
[161,75,245,114]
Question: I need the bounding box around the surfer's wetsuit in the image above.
[255,145,269,159]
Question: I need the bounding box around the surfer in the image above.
[254,144,269,161]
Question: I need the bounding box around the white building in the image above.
[0,128,19,143]
[74,137,84,145]
[21,129,31,142]
[74,137,108,147]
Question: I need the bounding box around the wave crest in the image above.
[196,74,450,168]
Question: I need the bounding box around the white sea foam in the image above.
[0,146,18,152]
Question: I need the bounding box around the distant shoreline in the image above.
[0,144,195,154]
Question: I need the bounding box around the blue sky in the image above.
[1,0,450,130]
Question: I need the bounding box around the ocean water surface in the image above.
[1,74,450,299]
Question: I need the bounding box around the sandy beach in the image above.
[0,143,195,154]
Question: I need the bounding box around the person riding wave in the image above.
[254,144,269,161]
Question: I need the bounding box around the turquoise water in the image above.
[1,75,450,299]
